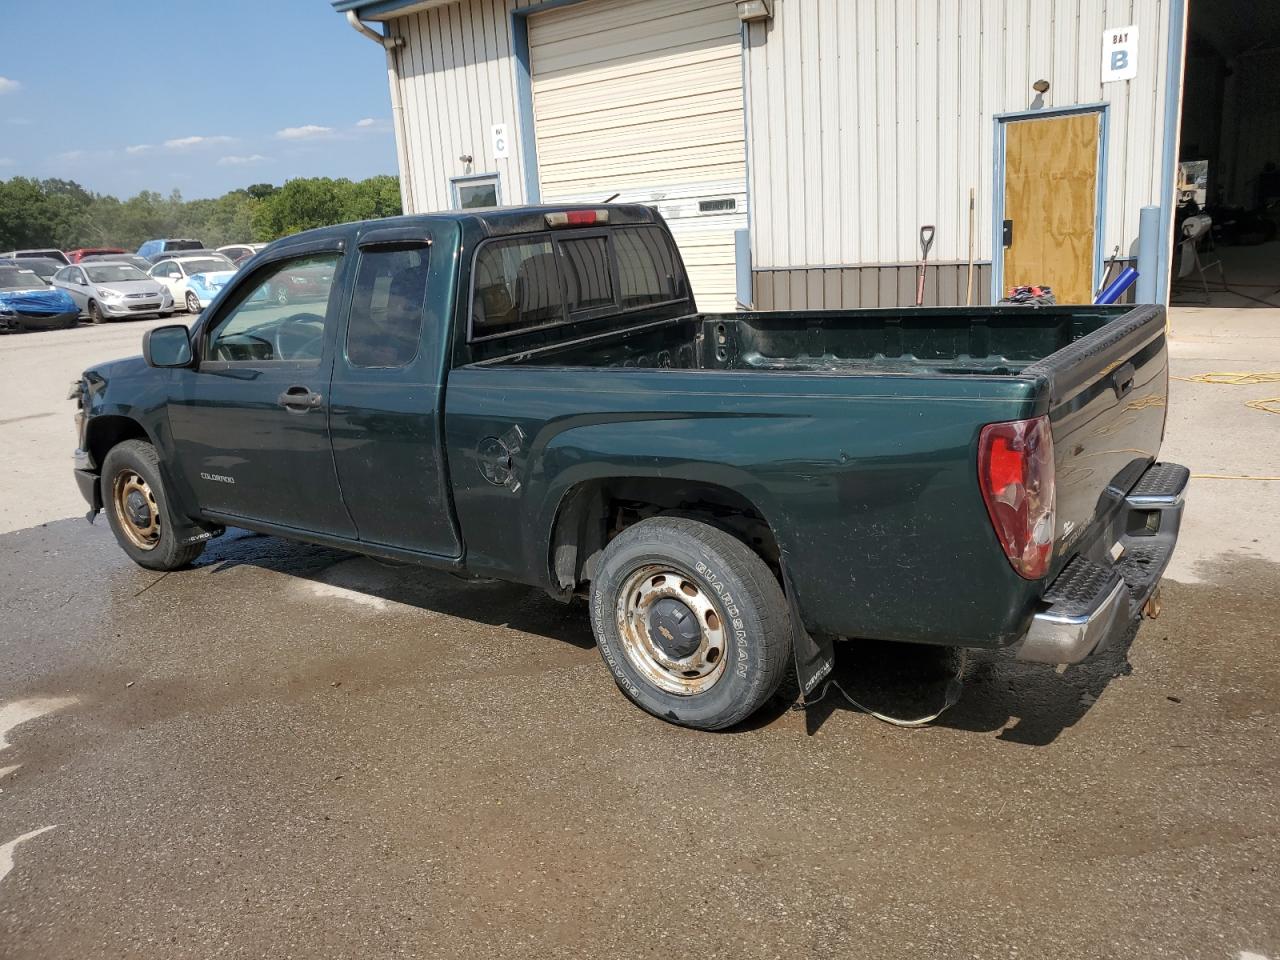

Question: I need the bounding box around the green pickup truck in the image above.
[71,204,1186,730]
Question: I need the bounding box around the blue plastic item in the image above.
[1095,266,1139,304]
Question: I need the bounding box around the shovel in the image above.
[915,225,936,307]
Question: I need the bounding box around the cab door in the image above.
[327,223,461,557]
[166,236,356,536]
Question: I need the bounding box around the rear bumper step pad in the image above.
[1016,461,1188,665]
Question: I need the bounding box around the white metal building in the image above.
[334,0,1276,309]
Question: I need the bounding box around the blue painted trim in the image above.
[510,11,540,203]
[450,172,502,209]
[991,103,1110,303]
[735,228,752,308]
[1156,0,1188,304]
[738,20,754,307]
[332,0,419,18]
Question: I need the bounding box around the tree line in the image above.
[0,175,403,252]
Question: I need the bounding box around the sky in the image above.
[0,0,398,199]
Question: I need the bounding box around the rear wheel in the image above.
[88,300,104,324]
[590,516,792,730]
[102,439,205,571]
[185,291,201,313]
[275,285,290,305]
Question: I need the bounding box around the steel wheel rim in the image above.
[615,564,729,696]
[112,470,161,550]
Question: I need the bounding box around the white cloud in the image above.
[125,143,153,155]
[0,157,13,167]
[163,134,233,149]
[217,154,269,166]
[355,117,377,127]
[55,149,86,162]
[276,124,334,140]
[0,77,20,95]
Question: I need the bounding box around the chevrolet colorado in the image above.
[71,204,1186,729]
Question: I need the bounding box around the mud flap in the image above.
[779,559,834,705]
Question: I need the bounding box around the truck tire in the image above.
[101,439,206,571]
[591,516,792,730]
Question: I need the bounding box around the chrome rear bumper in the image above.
[1016,461,1188,665]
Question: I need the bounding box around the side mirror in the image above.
[143,324,193,368]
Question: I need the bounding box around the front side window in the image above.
[346,245,429,368]
[205,253,340,364]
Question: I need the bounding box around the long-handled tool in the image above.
[965,189,975,305]
[915,225,936,306]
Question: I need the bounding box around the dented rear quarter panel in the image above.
[444,365,1049,647]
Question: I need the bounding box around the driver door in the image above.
[166,237,356,536]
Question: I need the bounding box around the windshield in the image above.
[165,240,204,252]
[23,260,60,279]
[0,267,44,291]
[182,257,234,275]
[85,265,149,284]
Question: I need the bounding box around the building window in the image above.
[451,174,501,210]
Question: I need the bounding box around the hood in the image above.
[0,287,78,313]
[190,270,235,288]
[94,278,165,294]
[83,353,149,387]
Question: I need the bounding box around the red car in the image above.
[266,264,333,304]
[66,247,126,263]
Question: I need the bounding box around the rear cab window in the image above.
[469,224,684,342]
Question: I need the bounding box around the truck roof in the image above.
[273,203,663,248]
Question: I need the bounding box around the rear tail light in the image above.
[545,209,609,228]
[978,415,1056,580]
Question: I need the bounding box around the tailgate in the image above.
[1025,304,1169,576]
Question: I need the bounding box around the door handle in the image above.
[1112,362,1136,399]
[277,385,323,412]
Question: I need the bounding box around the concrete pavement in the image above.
[0,307,1277,959]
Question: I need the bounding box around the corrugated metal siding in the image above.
[388,0,530,214]
[744,0,1178,270]
[753,263,994,310]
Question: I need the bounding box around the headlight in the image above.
[99,288,123,300]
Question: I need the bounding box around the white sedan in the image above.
[148,254,238,313]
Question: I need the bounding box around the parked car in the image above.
[0,248,70,265]
[264,261,334,305]
[70,206,1186,731]
[66,247,127,263]
[81,253,154,272]
[216,243,266,266]
[0,263,79,331]
[52,262,174,323]
[15,256,64,285]
[137,239,205,261]
[148,253,237,313]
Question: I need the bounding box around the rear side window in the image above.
[472,238,566,338]
[470,226,683,340]
[615,227,682,307]
[346,246,429,368]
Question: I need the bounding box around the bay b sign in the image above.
[1102,25,1138,82]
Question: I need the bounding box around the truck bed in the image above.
[474,305,1136,377]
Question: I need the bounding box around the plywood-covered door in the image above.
[527,0,746,310]
[1001,111,1102,304]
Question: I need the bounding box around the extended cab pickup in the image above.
[72,205,1187,730]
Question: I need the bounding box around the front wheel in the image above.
[590,516,792,730]
[88,300,104,324]
[185,291,201,313]
[101,439,205,571]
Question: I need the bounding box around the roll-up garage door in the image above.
[528,0,747,311]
